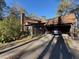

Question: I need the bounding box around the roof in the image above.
[47,13,76,25]
[23,13,76,26]
[24,17,47,25]
[61,13,76,24]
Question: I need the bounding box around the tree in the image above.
[0,4,22,43]
[57,0,79,16]
[69,5,79,29]
[28,13,36,19]
[0,14,21,43]
[57,0,71,16]
[0,0,6,20]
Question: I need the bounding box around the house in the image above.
[20,12,76,35]
[47,13,76,25]
[20,13,47,36]
[46,13,76,34]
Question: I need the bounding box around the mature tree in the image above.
[57,0,79,16]
[8,1,26,20]
[69,5,79,29]
[0,3,24,43]
[57,0,71,16]
[28,13,36,18]
[0,11,21,43]
[0,0,6,20]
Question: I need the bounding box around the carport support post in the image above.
[29,26,33,37]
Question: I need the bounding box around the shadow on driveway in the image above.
[37,35,73,59]
[37,36,55,59]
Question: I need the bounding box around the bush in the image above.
[0,18,21,43]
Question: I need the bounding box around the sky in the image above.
[5,0,60,19]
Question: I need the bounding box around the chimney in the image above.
[20,13,25,31]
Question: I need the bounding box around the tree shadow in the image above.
[37,35,74,59]
[37,36,55,59]
[49,35,73,59]
[0,35,44,54]
[15,40,49,59]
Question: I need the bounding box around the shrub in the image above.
[0,18,21,43]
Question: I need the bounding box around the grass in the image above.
[0,35,32,50]
[65,39,72,48]
[64,36,73,48]
[0,34,44,50]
